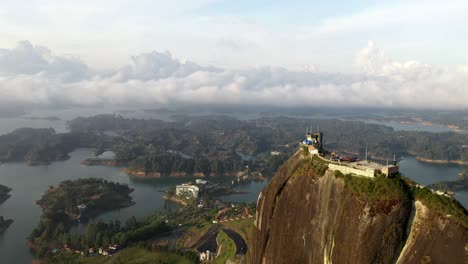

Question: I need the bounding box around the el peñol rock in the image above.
[249,153,467,264]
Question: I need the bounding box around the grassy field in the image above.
[215,231,236,264]
[78,247,194,264]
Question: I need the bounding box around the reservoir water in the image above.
[0,149,267,263]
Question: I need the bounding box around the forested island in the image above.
[0,216,13,234]
[0,183,11,204]
[428,170,468,192]
[29,178,134,256]
[0,128,110,165]
[0,184,13,234]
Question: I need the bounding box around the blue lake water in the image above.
[398,156,467,205]
[0,149,266,263]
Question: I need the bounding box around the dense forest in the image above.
[0,128,111,164]
[1,114,466,175]
[29,178,135,256]
[69,114,468,163]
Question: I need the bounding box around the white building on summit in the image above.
[328,160,399,178]
[301,130,399,178]
[301,130,323,155]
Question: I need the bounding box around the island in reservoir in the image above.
[0,184,13,234]
[29,178,134,256]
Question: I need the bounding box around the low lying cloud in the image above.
[0,41,467,110]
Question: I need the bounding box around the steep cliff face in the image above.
[396,201,466,264]
[249,153,467,264]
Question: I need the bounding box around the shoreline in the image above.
[414,156,468,166]
[123,168,262,179]
[362,117,468,133]
[123,168,162,178]
[163,194,188,206]
[403,151,468,166]
[81,158,119,166]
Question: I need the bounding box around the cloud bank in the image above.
[0,41,467,110]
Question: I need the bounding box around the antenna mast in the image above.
[365,144,368,161]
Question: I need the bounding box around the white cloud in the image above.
[113,51,220,82]
[0,41,89,81]
[0,40,467,111]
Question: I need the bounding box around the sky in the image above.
[0,0,467,110]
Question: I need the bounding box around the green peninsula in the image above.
[29,178,134,255]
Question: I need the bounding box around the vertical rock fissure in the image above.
[262,178,290,261]
[327,183,345,264]
[395,200,416,263]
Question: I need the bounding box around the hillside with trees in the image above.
[29,179,134,256]
[1,114,466,174]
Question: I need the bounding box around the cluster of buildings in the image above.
[212,205,253,224]
[199,250,215,261]
[328,160,399,178]
[301,131,399,178]
[175,179,209,199]
[60,244,120,257]
[96,244,120,256]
